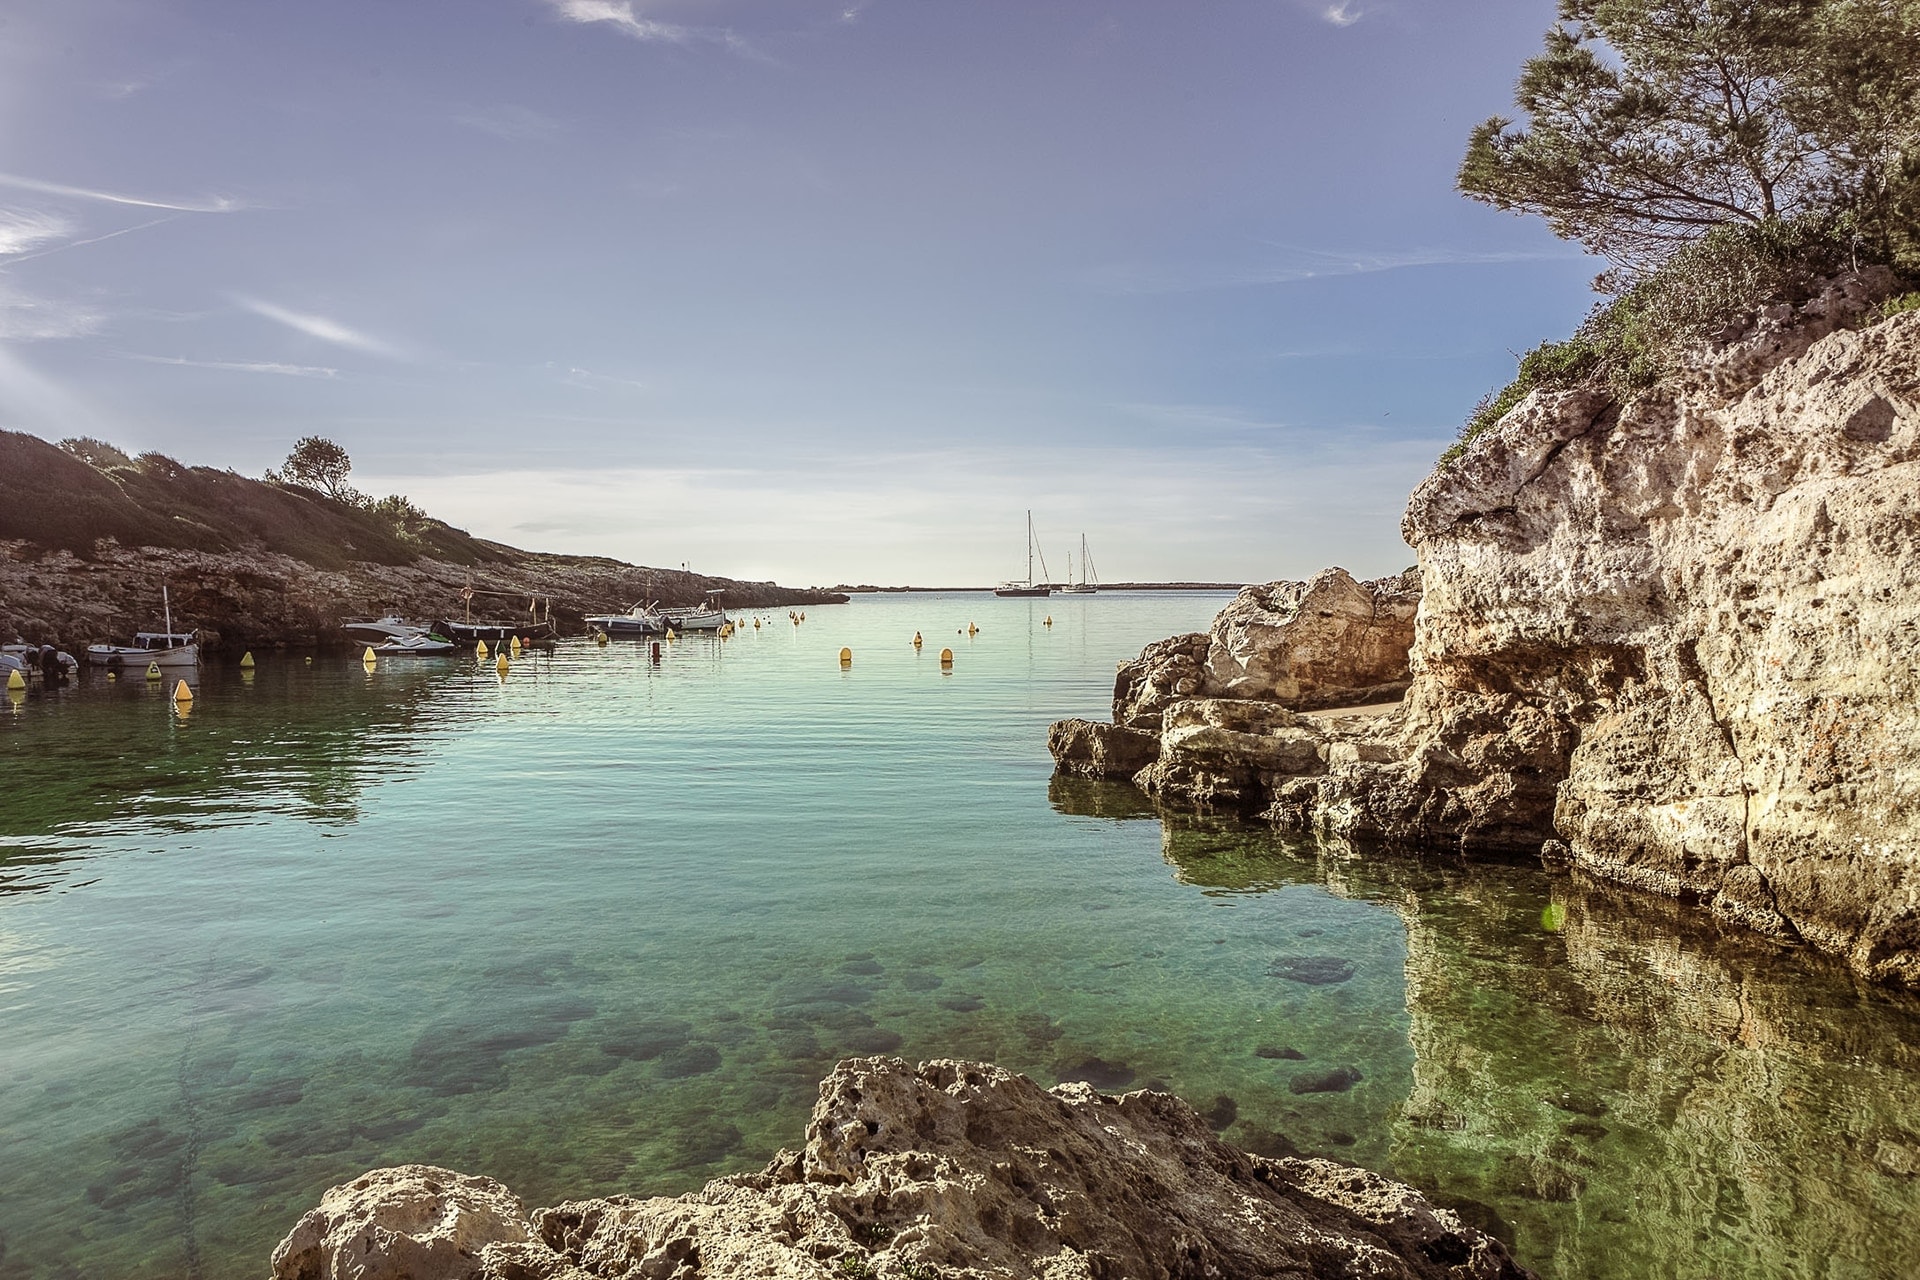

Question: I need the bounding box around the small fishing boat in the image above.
[435,618,559,646]
[86,585,199,667]
[662,591,727,631]
[584,603,668,636]
[368,633,458,657]
[995,510,1053,597]
[1060,534,1099,594]
[341,616,430,646]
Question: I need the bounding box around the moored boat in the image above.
[1060,534,1099,594]
[435,618,559,646]
[2,643,79,679]
[660,591,727,631]
[994,510,1054,597]
[86,585,199,667]
[342,616,430,645]
[584,603,668,636]
[368,632,458,657]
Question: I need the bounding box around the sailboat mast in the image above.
[163,583,173,638]
[1026,510,1034,584]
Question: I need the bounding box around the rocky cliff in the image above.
[0,432,845,653]
[270,1057,1531,1280]
[1051,276,1920,987]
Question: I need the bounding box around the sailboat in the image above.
[995,511,1053,597]
[86,583,200,667]
[1061,534,1099,594]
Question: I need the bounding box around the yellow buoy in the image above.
[753,618,761,629]
[967,622,979,635]
[5,668,24,691]
[363,646,377,663]
[939,648,954,665]
[239,651,256,668]
[305,655,313,665]
[476,639,490,659]
[595,630,609,646]
[146,661,162,681]
[510,635,522,656]
[666,629,677,641]
[1044,615,1053,627]
[497,652,510,675]
[839,647,853,666]
[173,678,193,703]
[913,631,922,647]
[107,670,119,681]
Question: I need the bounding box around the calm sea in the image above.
[1,591,1916,1280]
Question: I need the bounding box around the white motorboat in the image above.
[342,615,430,645]
[368,632,457,657]
[584,603,668,636]
[662,591,727,631]
[2,644,79,678]
[86,585,199,668]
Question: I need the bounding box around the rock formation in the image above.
[271,1057,1532,1280]
[1051,276,1920,987]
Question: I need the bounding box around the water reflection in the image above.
[1111,799,1920,1280]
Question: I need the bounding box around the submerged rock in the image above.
[270,1057,1533,1280]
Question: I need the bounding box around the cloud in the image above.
[1086,242,1570,295]
[1322,2,1364,26]
[452,103,563,141]
[121,353,340,378]
[233,297,409,359]
[0,284,104,341]
[0,172,240,214]
[0,210,72,257]
[543,0,761,57]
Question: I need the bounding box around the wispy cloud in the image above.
[121,352,340,378]
[1322,2,1364,26]
[233,296,409,359]
[0,172,240,214]
[0,210,72,257]
[0,283,104,341]
[551,362,650,391]
[543,0,761,58]
[452,103,563,141]
[1086,242,1569,295]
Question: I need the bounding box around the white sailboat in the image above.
[86,583,200,667]
[1060,534,1099,594]
[994,511,1053,596]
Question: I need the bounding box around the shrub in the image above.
[1442,218,1889,466]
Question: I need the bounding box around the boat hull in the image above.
[663,610,726,631]
[993,586,1052,597]
[87,644,199,668]
[369,639,457,657]
[1059,585,1097,594]
[585,614,666,636]
[436,619,558,645]
[342,617,428,645]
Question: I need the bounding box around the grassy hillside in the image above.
[0,431,510,568]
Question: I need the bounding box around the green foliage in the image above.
[1442,218,1867,465]
[1876,291,1920,319]
[836,1257,875,1280]
[897,1263,941,1280]
[369,493,432,540]
[57,436,133,470]
[1461,0,1920,275]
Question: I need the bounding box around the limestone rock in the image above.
[1045,718,1160,780]
[274,1058,1534,1280]
[1108,570,1419,732]
[270,1165,534,1280]
[1135,699,1326,809]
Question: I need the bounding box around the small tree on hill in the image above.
[272,436,361,503]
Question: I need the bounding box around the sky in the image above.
[0,0,1598,587]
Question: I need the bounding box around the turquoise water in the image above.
[2,591,1917,1280]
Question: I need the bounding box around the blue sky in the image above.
[0,0,1595,586]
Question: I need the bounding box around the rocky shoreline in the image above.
[1053,276,1920,988]
[270,1056,1532,1280]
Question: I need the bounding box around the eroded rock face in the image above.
[1385,278,1920,983]
[272,1058,1533,1280]
[270,1166,533,1280]
[1045,718,1160,781]
[1054,275,1920,987]
[1111,569,1420,731]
